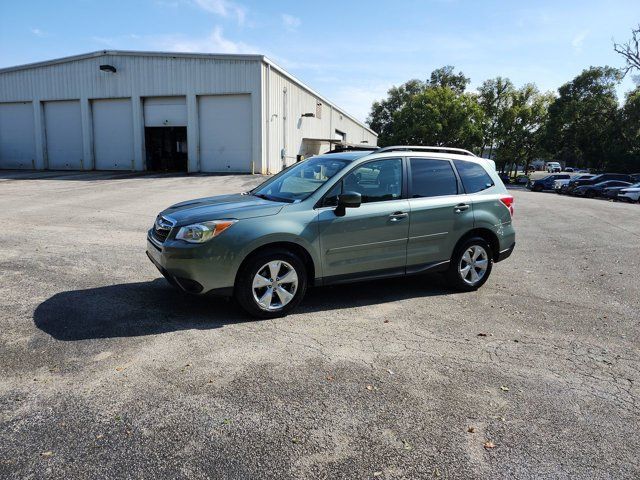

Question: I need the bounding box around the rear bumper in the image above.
[496,242,515,262]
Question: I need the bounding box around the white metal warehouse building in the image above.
[0,50,377,174]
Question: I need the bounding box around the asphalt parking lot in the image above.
[1,171,639,479]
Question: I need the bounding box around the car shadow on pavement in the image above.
[34,275,454,341]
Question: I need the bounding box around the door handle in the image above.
[454,204,470,213]
[389,211,408,221]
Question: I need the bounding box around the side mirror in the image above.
[335,191,361,216]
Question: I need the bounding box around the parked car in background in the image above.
[553,174,594,194]
[498,172,510,184]
[546,162,562,173]
[573,180,632,198]
[566,173,633,195]
[527,174,571,192]
[618,185,640,203]
[564,167,575,172]
[603,182,640,200]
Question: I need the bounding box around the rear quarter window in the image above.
[453,160,494,193]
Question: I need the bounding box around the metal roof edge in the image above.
[0,50,266,74]
[262,56,377,137]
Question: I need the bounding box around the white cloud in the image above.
[152,27,257,54]
[571,31,588,52]
[89,27,256,54]
[192,0,246,25]
[328,83,390,123]
[30,28,46,37]
[281,14,301,31]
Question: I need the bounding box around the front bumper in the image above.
[146,231,236,296]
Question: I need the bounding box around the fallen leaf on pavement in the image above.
[500,386,510,392]
[115,367,125,372]
[373,471,383,477]
[467,427,477,433]
[477,333,488,337]
[484,440,496,449]
[40,451,54,457]
[366,385,374,391]
[402,440,413,451]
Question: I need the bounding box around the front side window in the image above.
[410,158,458,198]
[252,156,349,202]
[453,160,494,193]
[324,158,403,205]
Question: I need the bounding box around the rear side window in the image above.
[453,160,494,193]
[409,158,458,198]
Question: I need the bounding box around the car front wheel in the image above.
[235,249,307,318]
[445,238,493,291]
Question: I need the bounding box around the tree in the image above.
[614,25,640,78]
[615,88,640,172]
[544,66,622,170]
[493,85,553,174]
[389,87,484,149]
[367,79,426,146]
[367,65,470,146]
[477,77,515,159]
[428,66,470,94]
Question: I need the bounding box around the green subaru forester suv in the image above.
[147,146,515,318]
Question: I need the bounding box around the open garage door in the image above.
[92,98,134,170]
[0,102,36,169]
[199,94,252,172]
[44,100,83,170]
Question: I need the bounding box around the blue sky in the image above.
[1,0,638,121]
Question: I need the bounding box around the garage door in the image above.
[144,97,186,127]
[0,102,36,169]
[199,94,252,172]
[92,98,134,170]
[44,100,83,170]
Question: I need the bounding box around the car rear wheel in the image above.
[235,249,307,318]
[445,237,493,291]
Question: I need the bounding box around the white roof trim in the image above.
[0,50,377,136]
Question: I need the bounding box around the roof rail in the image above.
[375,145,477,157]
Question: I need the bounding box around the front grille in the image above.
[152,215,174,243]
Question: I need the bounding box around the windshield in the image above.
[251,156,350,202]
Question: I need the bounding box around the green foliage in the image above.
[544,67,623,170]
[428,66,470,94]
[367,64,640,173]
[390,87,483,149]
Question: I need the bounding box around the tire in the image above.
[234,249,307,318]
[445,237,493,291]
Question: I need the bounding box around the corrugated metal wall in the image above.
[262,64,378,174]
[0,53,263,172]
[0,52,377,173]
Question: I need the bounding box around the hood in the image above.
[160,193,286,225]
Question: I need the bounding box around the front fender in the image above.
[227,209,322,281]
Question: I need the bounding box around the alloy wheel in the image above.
[459,245,489,286]
[252,260,299,311]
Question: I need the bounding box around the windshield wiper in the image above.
[253,192,294,203]
[253,193,272,200]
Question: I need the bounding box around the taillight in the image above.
[499,195,514,216]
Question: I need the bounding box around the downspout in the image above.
[282,86,287,171]
[265,63,271,175]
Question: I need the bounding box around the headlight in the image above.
[175,220,237,243]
